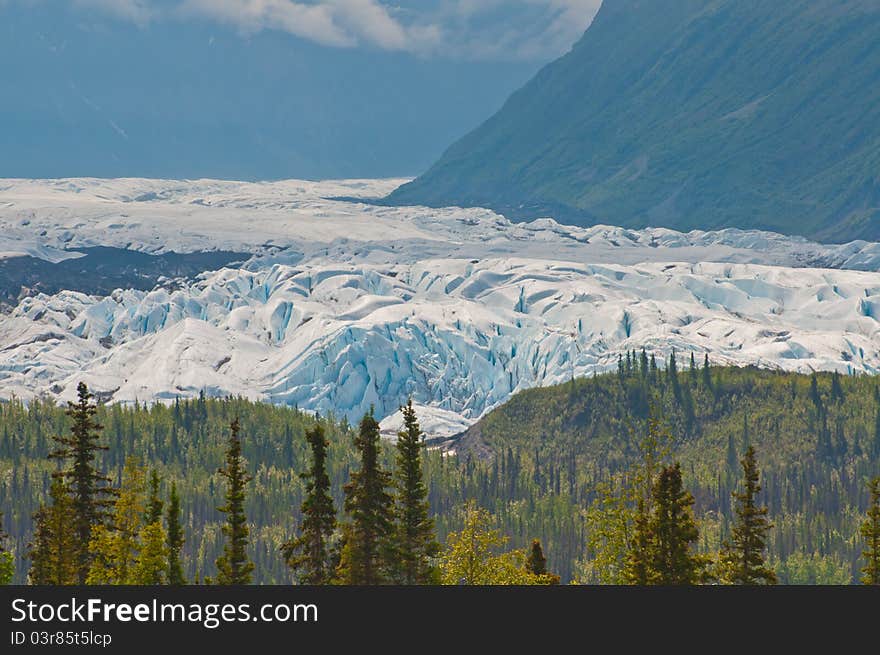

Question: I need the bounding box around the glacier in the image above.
[3,178,880,437]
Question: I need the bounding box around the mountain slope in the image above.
[387,0,880,243]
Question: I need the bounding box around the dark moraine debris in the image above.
[0,246,249,308]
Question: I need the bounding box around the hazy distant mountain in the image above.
[388,0,880,243]
[0,4,539,180]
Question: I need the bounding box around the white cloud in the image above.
[30,0,603,60]
[73,0,155,24]
[176,0,444,52]
[177,1,353,47]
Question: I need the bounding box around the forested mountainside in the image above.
[2,360,879,583]
[389,0,880,243]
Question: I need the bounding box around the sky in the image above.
[17,1,602,60]
[0,1,601,179]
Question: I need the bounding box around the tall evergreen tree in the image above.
[873,404,880,458]
[28,477,78,585]
[830,371,844,401]
[392,400,440,584]
[809,373,822,410]
[49,382,116,583]
[215,418,254,585]
[725,433,739,475]
[649,464,701,585]
[282,423,337,584]
[623,497,654,585]
[165,482,186,585]
[721,447,776,584]
[338,410,394,585]
[861,477,880,585]
[146,469,164,526]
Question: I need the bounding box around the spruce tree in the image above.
[146,469,164,525]
[649,464,701,585]
[166,482,186,585]
[526,539,547,575]
[861,476,880,585]
[49,382,115,583]
[215,418,254,585]
[392,400,440,584]
[526,539,560,584]
[624,497,654,585]
[725,433,739,476]
[830,371,844,401]
[338,410,394,585]
[28,477,78,585]
[282,423,337,584]
[722,447,776,584]
[873,405,880,458]
[809,373,822,410]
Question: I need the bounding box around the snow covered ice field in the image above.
[3,177,880,437]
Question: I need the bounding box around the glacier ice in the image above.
[2,178,880,435]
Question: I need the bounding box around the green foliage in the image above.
[623,497,654,585]
[775,552,852,585]
[647,464,702,585]
[526,539,547,575]
[146,469,163,526]
[165,482,186,585]
[338,411,394,585]
[458,364,880,582]
[131,522,169,585]
[27,477,77,585]
[3,364,880,584]
[1,393,357,584]
[281,423,337,585]
[577,478,631,584]
[440,502,556,585]
[861,477,880,585]
[526,539,560,584]
[49,382,116,583]
[719,447,776,585]
[87,458,147,585]
[0,511,11,585]
[0,551,12,585]
[392,399,440,584]
[215,418,254,585]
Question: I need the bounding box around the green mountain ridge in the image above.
[388,0,880,243]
